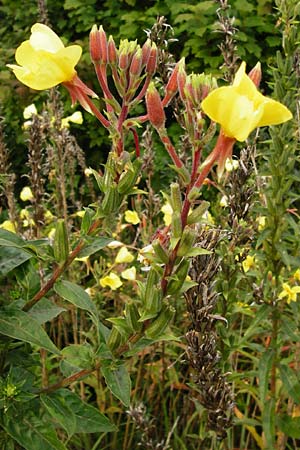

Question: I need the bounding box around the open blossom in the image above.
[99,273,122,290]
[278,283,300,304]
[201,62,292,142]
[115,247,134,264]
[7,23,82,90]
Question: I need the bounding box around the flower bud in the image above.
[89,25,107,63]
[142,38,151,66]
[146,82,165,129]
[171,211,182,240]
[108,35,117,65]
[129,47,143,77]
[177,227,196,257]
[187,201,210,225]
[152,239,169,264]
[162,59,182,106]
[248,62,262,88]
[170,182,182,214]
[177,60,187,101]
[145,305,175,339]
[166,259,190,295]
[146,43,157,74]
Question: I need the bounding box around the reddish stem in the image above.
[159,131,184,169]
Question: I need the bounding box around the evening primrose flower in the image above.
[201,62,292,142]
[278,283,300,304]
[124,210,140,225]
[115,247,134,264]
[0,220,17,233]
[293,269,300,282]
[121,267,136,281]
[20,186,33,202]
[99,273,122,290]
[242,255,255,273]
[161,202,173,226]
[61,111,83,128]
[23,103,37,119]
[7,23,82,90]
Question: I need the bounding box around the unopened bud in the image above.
[187,186,201,202]
[142,38,152,66]
[177,227,196,257]
[187,201,210,225]
[171,212,182,240]
[146,82,165,129]
[162,59,182,106]
[145,305,175,339]
[119,48,129,70]
[108,35,117,65]
[129,47,143,77]
[177,60,187,101]
[170,182,182,214]
[248,62,262,88]
[146,43,157,74]
[152,239,169,264]
[89,25,107,63]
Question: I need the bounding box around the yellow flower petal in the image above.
[23,103,37,119]
[20,186,33,201]
[121,267,136,280]
[124,210,140,225]
[0,220,17,233]
[202,61,292,142]
[8,23,82,90]
[99,273,122,290]
[115,247,134,264]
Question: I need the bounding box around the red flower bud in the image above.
[177,60,187,101]
[142,39,151,66]
[130,47,143,77]
[248,62,262,88]
[146,43,157,74]
[146,82,165,129]
[89,25,107,63]
[108,35,117,65]
[162,59,183,107]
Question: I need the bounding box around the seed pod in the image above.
[145,305,175,339]
[171,212,182,240]
[152,239,169,264]
[125,302,142,332]
[166,258,190,295]
[177,227,196,257]
[170,182,182,214]
[187,201,210,225]
[53,219,69,263]
[117,158,142,194]
[144,267,159,306]
[101,183,121,214]
[107,327,123,351]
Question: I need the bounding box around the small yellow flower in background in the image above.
[115,247,134,264]
[20,186,34,202]
[100,273,122,290]
[124,210,140,225]
[75,255,89,263]
[225,158,239,172]
[107,240,124,249]
[201,61,292,142]
[44,210,55,222]
[278,283,300,304]
[61,111,83,128]
[242,255,255,273]
[121,267,136,281]
[161,202,173,226]
[202,210,215,225]
[7,23,82,90]
[22,217,35,228]
[257,216,266,231]
[75,210,85,218]
[0,220,17,233]
[23,103,37,119]
[48,227,56,240]
[293,269,300,282]
[219,195,228,208]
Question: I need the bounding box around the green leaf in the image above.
[4,412,67,450]
[0,246,32,276]
[0,229,26,247]
[238,304,270,345]
[28,298,66,325]
[54,280,98,321]
[101,363,131,407]
[60,389,117,433]
[40,393,76,437]
[278,415,300,438]
[61,344,94,369]
[258,349,274,401]
[279,364,300,404]
[0,307,60,355]
[76,236,113,258]
[262,398,275,450]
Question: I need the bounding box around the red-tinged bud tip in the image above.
[89,24,108,63]
[146,82,166,129]
[129,47,143,77]
[165,61,180,95]
[146,43,157,74]
[142,38,151,66]
[248,62,262,88]
[108,35,117,65]
[177,59,187,101]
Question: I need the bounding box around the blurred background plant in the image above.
[0,0,300,449]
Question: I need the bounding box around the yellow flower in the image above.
[61,111,83,128]
[0,220,17,233]
[161,202,173,226]
[219,195,228,208]
[293,269,300,282]
[121,267,136,281]
[7,23,82,90]
[23,103,37,119]
[278,283,300,304]
[201,62,292,142]
[124,210,140,225]
[99,273,122,290]
[257,216,266,232]
[115,247,134,264]
[20,186,33,202]
[242,255,255,273]
[225,158,239,172]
